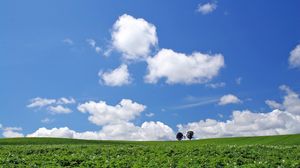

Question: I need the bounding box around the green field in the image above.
[1,134,300,167]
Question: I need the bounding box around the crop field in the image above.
[0,134,300,167]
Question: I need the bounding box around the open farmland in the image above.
[0,134,300,167]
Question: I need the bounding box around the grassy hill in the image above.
[0,134,300,167]
[0,133,300,145]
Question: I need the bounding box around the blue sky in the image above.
[1,0,300,140]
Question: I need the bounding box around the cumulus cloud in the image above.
[77,99,146,126]
[197,2,217,15]
[110,14,158,61]
[289,44,300,69]
[3,130,24,138]
[178,85,300,139]
[48,105,72,114]
[218,94,241,105]
[1,126,24,138]
[145,49,224,84]
[98,64,131,86]
[27,98,174,140]
[27,121,174,141]
[97,121,174,140]
[279,85,300,115]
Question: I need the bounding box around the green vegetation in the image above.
[0,134,300,167]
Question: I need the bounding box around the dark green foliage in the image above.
[176,132,184,141]
[186,131,194,140]
[0,134,300,167]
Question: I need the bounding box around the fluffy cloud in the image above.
[48,105,72,114]
[145,49,224,84]
[99,64,131,86]
[197,2,217,15]
[218,94,241,105]
[27,121,174,141]
[27,127,76,139]
[27,97,56,108]
[279,85,300,115]
[97,121,174,140]
[27,97,75,114]
[1,126,24,138]
[77,99,146,126]
[289,44,300,69]
[111,14,158,60]
[265,100,283,110]
[178,85,300,139]
[3,130,24,138]
[27,98,175,140]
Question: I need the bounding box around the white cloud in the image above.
[2,127,22,131]
[86,38,102,54]
[27,127,76,139]
[86,39,96,48]
[41,118,54,124]
[146,113,154,117]
[280,85,300,115]
[197,2,217,15]
[289,44,300,69]
[48,105,72,114]
[111,14,158,61]
[27,97,75,114]
[218,94,241,105]
[205,82,226,89]
[145,49,224,84]
[1,126,24,138]
[77,99,146,126]
[27,97,56,108]
[265,100,283,110]
[95,46,102,54]
[174,97,219,109]
[57,97,76,104]
[97,121,174,140]
[99,64,131,87]
[178,85,300,139]
[27,121,174,141]
[3,130,24,138]
[62,38,73,45]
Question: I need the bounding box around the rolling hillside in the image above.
[0,134,299,167]
[0,133,300,145]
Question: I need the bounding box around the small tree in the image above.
[176,132,184,141]
[186,131,194,140]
